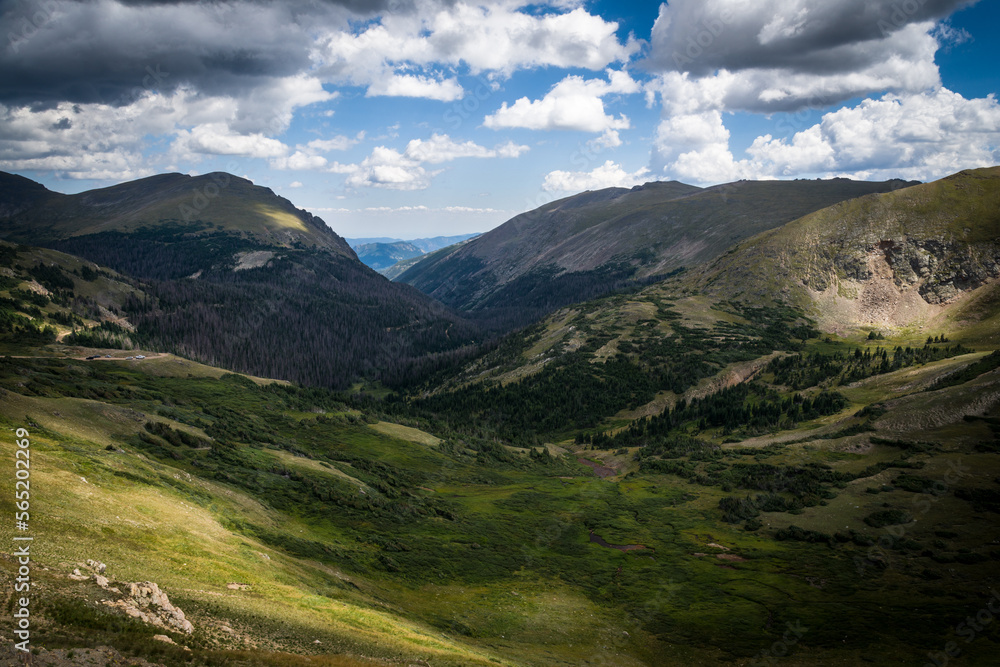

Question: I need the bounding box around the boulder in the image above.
[101,580,194,634]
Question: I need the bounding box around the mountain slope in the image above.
[2,169,1000,667]
[407,233,480,253]
[688,166,1000,337]
[0,171,353,255]
[397,177,916,330]
[4,300,999,667]
[0,171,479,388]
[0,239,145,351]
[416,168,999,437]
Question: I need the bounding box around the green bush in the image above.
[863,509,912,528]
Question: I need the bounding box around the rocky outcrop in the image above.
[878,239,1000,304]
[69,562,194,635]
[102,581,194,634]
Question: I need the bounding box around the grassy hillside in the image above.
[0,239,144,351]
[397,177,916,331]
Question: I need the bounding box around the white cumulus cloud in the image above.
[333,133,528,189]
[650,88,1000,185]
[365,73,464,102]
[484,69,639,133]
[174,124,289,160]
[305,133,366,153]
[271,151,329,171]
[747,88,1000,181]
[543,160,650,192]
[320,3,639,98]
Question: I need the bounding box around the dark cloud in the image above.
[0,0,398,106]
[646,0,979,75]
[56,0,400,11]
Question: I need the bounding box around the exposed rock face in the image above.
[692,167,1000,332]
[102,581,194,634]
[816,238,1000,307]
[71,562,194,635]
[879,239,1000,305]
[233,250,276,271]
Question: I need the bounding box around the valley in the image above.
[0,169,998,666]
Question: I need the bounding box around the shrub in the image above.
[863,509,912,528]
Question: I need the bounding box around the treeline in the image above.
[589,383,849,448]
[768,343,973,389]
[926,350,1000,392]
[416,303,821,443]
[64,321,136,349]
[50,224,251,281]
[0,299,56,343]
[454,261,654,332]
[416,353,658,444]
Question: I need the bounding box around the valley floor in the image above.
[0,338,999,666]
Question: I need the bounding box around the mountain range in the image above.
[0,167,998,666]
[347,234,479,254]
[0,171,478,388]
[396,177,917,330]
[348,234,481,275]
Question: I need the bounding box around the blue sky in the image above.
[1,0,998,239]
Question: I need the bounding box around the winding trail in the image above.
[588,530,651,552]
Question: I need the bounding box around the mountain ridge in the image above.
[354,240,424,271]
[0,170,480,388]
[397,176,918,330]
[423,168,1000,403]
[1,168,999,667]
[0,170,355,257]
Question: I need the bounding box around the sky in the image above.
[1,0,998,239]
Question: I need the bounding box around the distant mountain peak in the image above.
[0,170,351,256]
